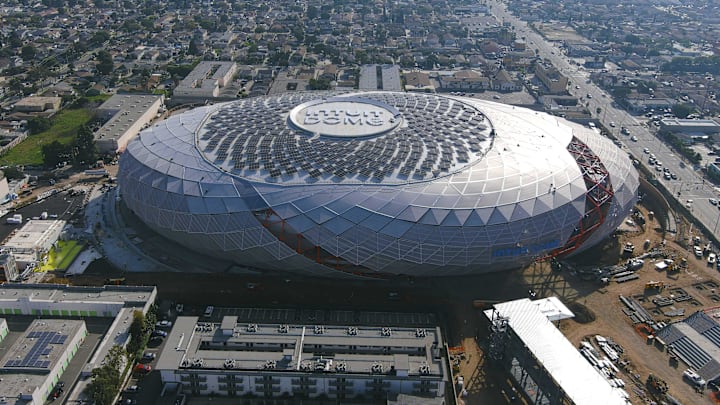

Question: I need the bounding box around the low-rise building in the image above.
[1,220,66,268]
[157,316,449,402]
[438,70,490,91]
[535,63,568,94]
[174,61,238,100]
[0,284,157,405]
[14,96,62,113]
[94,94,164,153]
[359,64,402,91]
[0,319,87,405]
[403,71,435,93]
[659,118,720,137]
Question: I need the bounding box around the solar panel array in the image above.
[197,92,494,184]
[3,331,67,369]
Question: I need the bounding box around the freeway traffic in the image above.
[488,0,720,238]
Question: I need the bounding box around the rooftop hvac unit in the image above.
[381,327,392,337]
[415,329,427,338]
[347,327,358,336]
[371,363,384,374]
[223,359,235,369]
[264,360,277,369]
[246,324,258,332]
[277,324,289,333]
[314,325,325,335]
[335,362,347,372]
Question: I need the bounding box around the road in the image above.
[488,0,720,240]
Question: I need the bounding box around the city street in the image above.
[489,0,720,240]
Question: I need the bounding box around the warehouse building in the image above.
[0,284,157,405]
[94,94,165,153]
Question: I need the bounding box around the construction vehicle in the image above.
[622,242,635,257]
[645,281,665,291]
[647,374,668,393]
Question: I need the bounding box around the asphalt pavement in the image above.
[489,0,720,241]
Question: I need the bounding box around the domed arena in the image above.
[118,92,639,278]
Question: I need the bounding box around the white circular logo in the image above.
[288,96,402,138]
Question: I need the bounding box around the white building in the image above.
[1,219,66,267]
[94,94,165,153]
[0,283,157,402]
[359,64,402,91]
[156,316,448,401]
[174,61,238,100]
[0,319,87,405]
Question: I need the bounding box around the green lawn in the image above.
[39,240,85,272]
[0,108,94,166]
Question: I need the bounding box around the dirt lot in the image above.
[543,206,720,405]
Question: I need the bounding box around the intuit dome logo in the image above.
[289,96,403,138]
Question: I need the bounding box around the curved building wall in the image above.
[118,92,639,278]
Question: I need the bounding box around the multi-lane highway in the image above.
[488,0,720,239]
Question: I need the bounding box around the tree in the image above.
[27,117,52,134]
[41,141,70,168]
[21,45,36,60]
[308,77,331,90]
[87,345,125,405]
[188,40,200,56]
[671,103,695,119]
[95,50,114,76]
[2,166,24,180]
[126,310,146,357]
[73,124,96,165]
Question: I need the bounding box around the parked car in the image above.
[134,364,152,374]
[152,330,167,337]
[709,253,717,266]
[125,385,139,392]
[156,320,173,328]
[142,352,156,361]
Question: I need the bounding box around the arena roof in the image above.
[196,92,496,184]
[120,91,638,276]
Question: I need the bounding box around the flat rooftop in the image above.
[158,316,445,378]
[0,283,156,306]
[484,298,628,405]
[2,219,65,251]
[0,319,86,401]
[95,94,163,143]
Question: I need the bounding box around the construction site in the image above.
[18,161,719,405]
